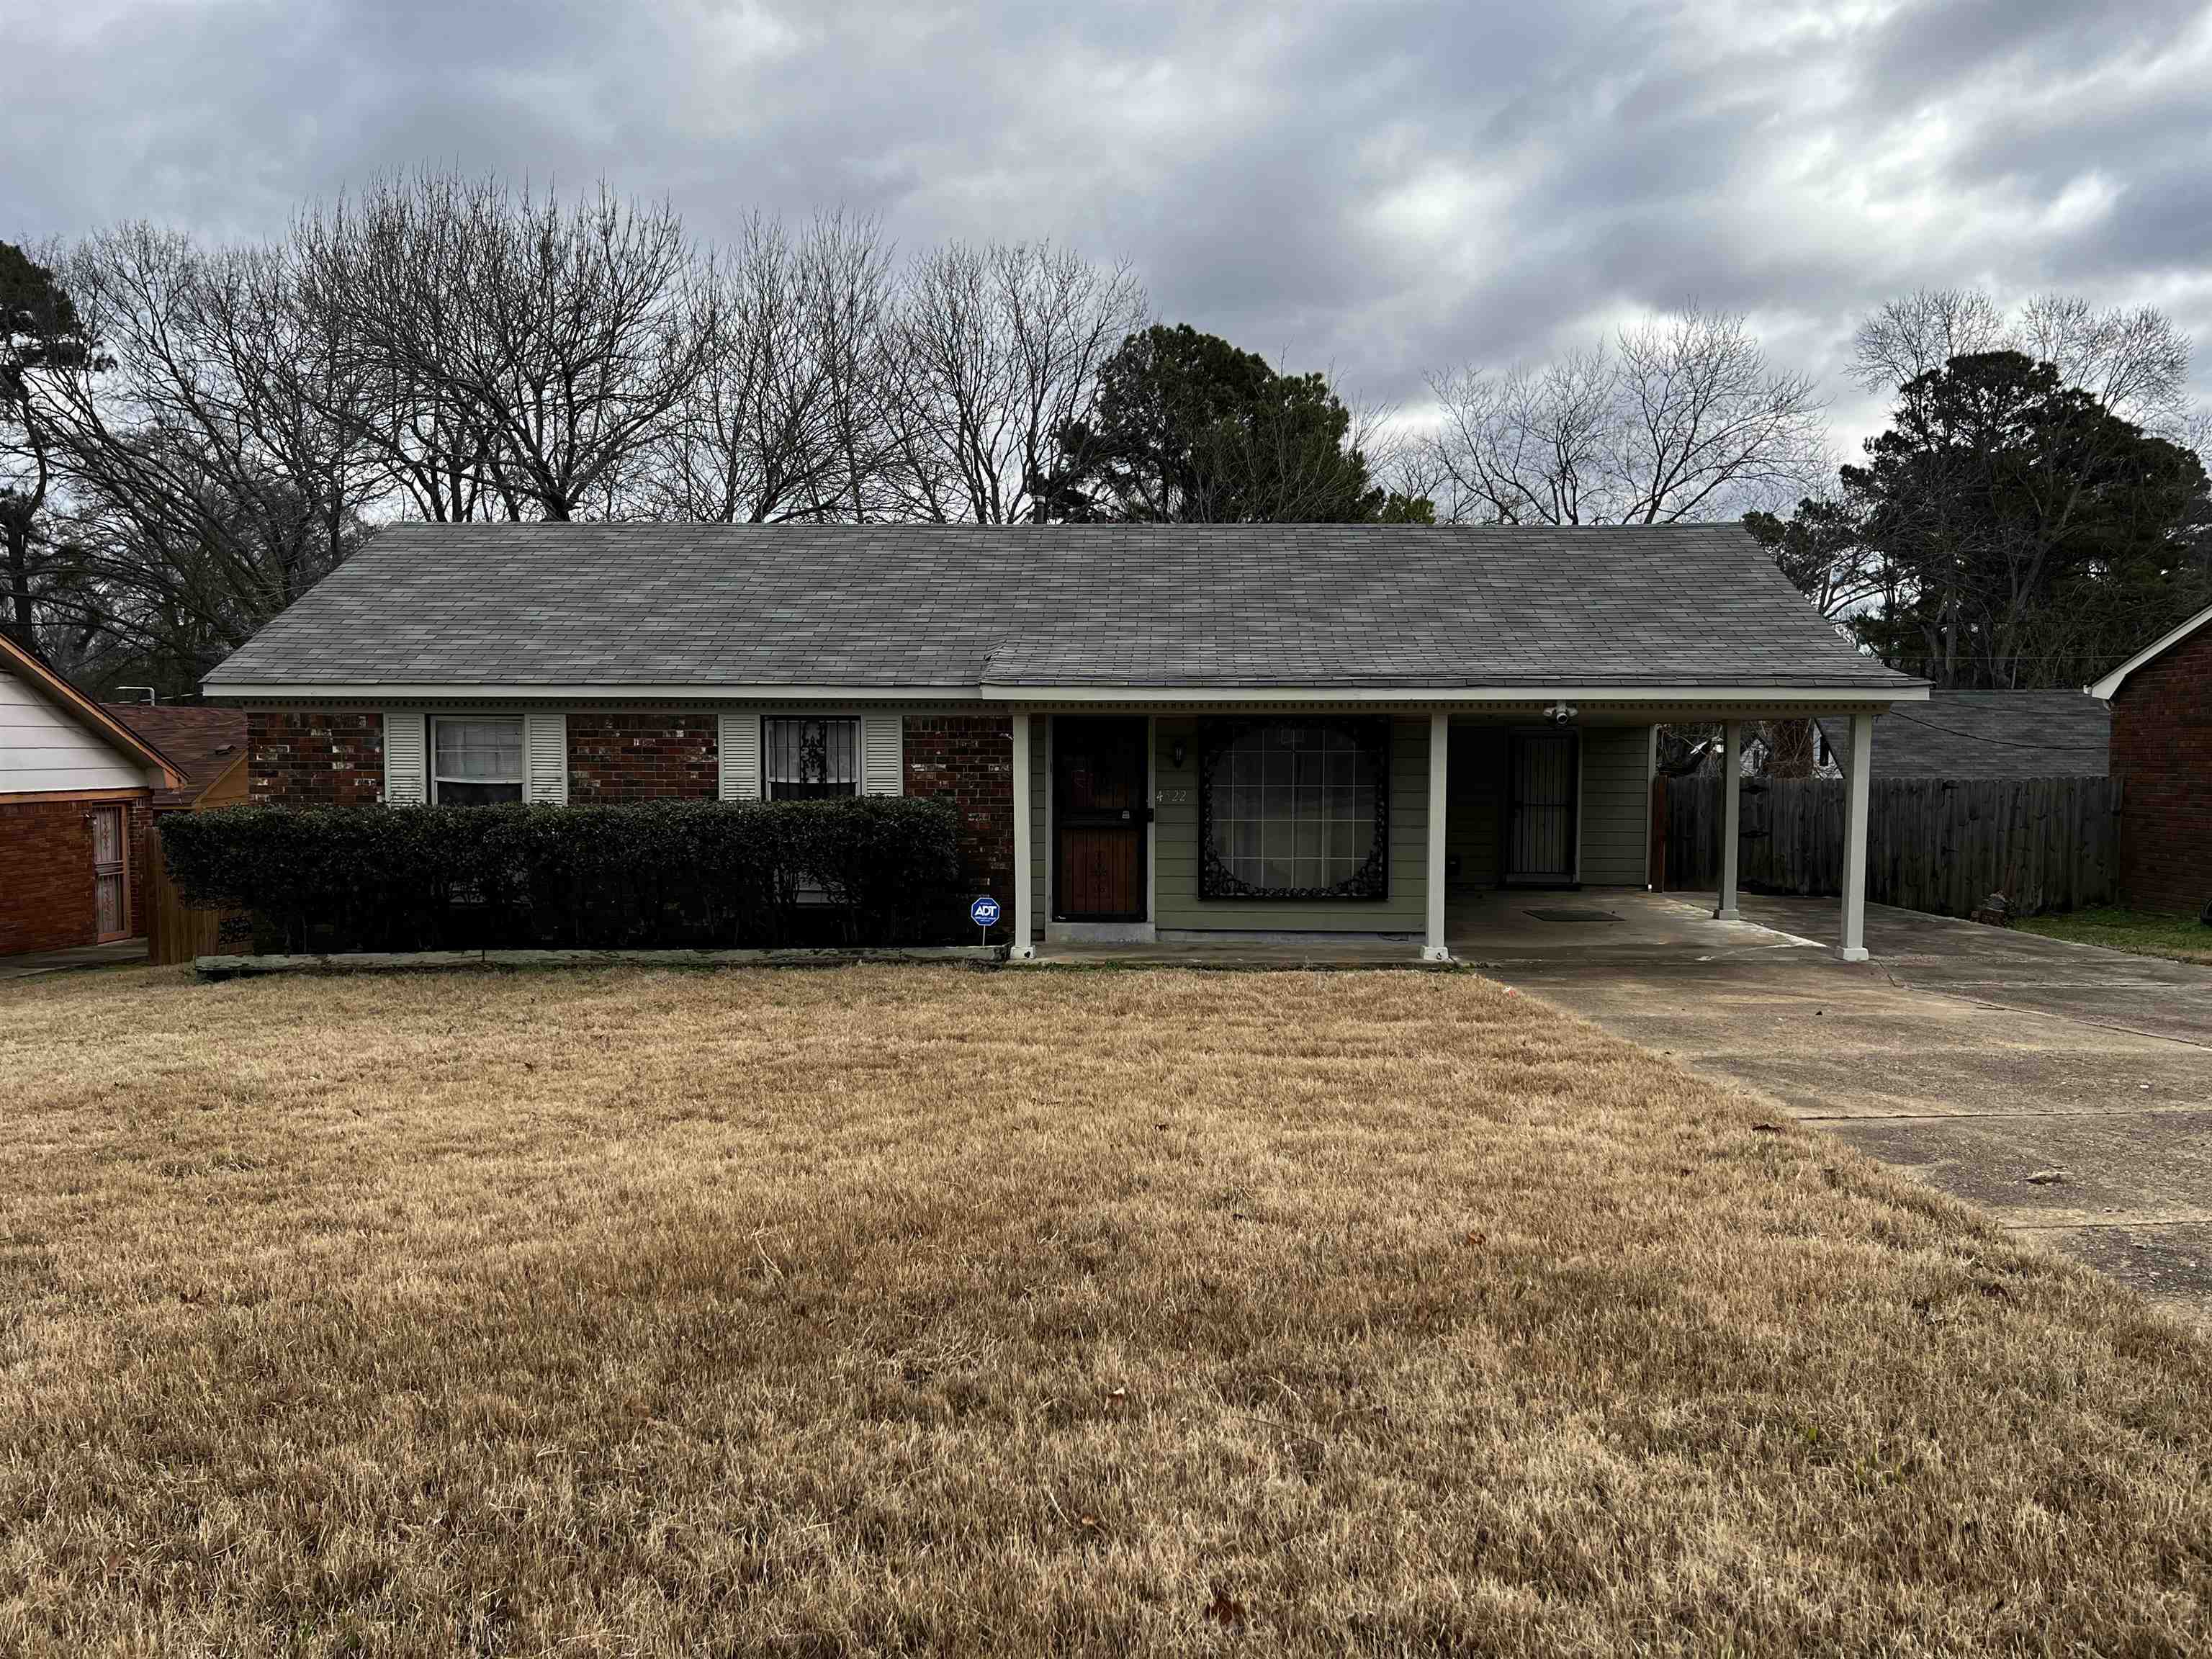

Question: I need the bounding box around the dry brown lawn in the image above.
[1,963,2208,1657]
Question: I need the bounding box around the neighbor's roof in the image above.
[0,631,186,787]
[102,703,248,809]
[204,523,1917,696]
[2086,601,2212,701]
[1817,691,2110,780]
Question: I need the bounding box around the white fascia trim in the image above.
[980,683,1928,706]
[2087,603,2212,700]
[204,683,983,703]
[204,679,1930,708]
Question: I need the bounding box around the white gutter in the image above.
[206,680,1927,706]
[979,683,1927,705]
[204,682,988,703]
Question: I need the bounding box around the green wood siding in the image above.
[1578,724,1650,886]
[1151,714,1429,933]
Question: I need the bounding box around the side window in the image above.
[431,716,525,804]
[763,716,859,800]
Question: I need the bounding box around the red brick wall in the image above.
[567,713,718,802]
[0,794,153,955]
[126,797,149,938]
[902,714,1015,899]
[2112,622,2212,915]
[248,712,385,805]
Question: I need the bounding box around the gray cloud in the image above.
[4,0,2210,451]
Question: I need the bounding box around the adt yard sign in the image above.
[969,894,1002,940]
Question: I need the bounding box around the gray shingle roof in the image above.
[1817,691,2110,779]
[204,522,1915,692]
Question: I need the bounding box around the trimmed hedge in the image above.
[158,798,968,954]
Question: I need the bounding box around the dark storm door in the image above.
[1053,717,1148,921]
[1506,732,1578,884]
[91,805,128,941]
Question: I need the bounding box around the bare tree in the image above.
[1421,305,1829,525]
[642,211,901,523]
[884,240,1146,523]
[297,173,716,521]
[28,225,379,681]
[1852,287,2203,444]
[0,238,86,651]
[1848,288,2008,393]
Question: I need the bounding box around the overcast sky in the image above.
[6,0,2211,452]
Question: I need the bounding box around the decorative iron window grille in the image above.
[1197,719,1390,901]
[763,716,860,799]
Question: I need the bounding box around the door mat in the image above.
[1524,908,1619,923]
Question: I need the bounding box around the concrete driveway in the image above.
[0,938,148,980]
[1467,892,2212,1329]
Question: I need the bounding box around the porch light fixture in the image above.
[1544,702,1579,725]
[1169,737,1188,768]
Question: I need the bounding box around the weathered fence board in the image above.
[1661,775,2120,916]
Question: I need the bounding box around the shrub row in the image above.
[159,798,969,953]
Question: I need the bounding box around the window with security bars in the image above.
[763,716,860,799]
[1200,720,1388,899]
[431,716,525,804]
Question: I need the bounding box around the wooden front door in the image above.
[90,804,129,941]
[1053,717,1148,921]
[1506,733,1578,884]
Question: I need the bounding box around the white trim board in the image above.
[212,680,1927,707]
[2087,602,2212,700]
[210,683,984,703]
[984,683,1926,705]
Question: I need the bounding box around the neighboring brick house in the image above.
[103,703,250,813]
[202,522,1929,962]
[0,632,183,957]
[2092,603,2212,917]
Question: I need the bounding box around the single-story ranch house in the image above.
[1,629,184,956]
[202,523,1926,961]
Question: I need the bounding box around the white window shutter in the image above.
[863,714,904,796]
[382,711,426,805]
[719,711,761,800]
[524,711,568,804]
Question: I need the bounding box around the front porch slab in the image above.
[1019,933,1450,969]
[1447,888,1827,966]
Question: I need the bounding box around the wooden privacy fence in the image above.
[1658,775,2120,917]
[145,826,230,966]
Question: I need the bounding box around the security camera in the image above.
[1545,702,1578,725]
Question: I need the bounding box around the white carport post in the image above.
[1713,720,1743,921]
[1010,711,1036,959]
[1423,711,1450,961]
[1840,709,1874,962]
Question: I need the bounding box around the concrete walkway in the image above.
[0,938,148,980]
[1488,893,2212,1330]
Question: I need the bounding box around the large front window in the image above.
[763,716,859,800]
[431,716,524,804]
[1199,719,1388,900]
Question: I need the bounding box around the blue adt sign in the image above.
[968,894,1002,929]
